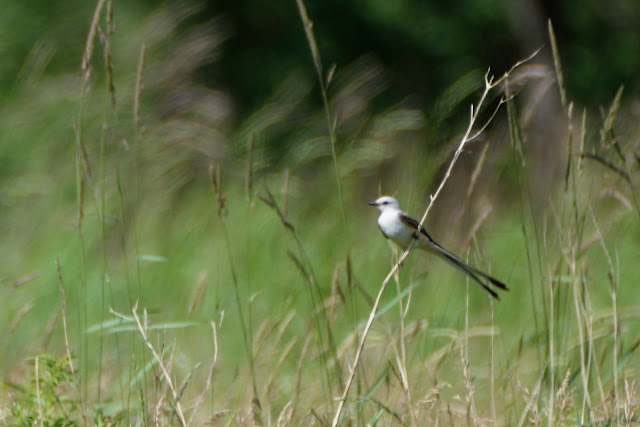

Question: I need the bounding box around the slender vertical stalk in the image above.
[611,267,619,424]
[245,135,257,408]
[490,298,496,424]
[294,0,348,240]
[210,167,261,420]
[392,265,416,426]
[548,273,555,425]
[131,41,149,423]
[76,0,107,418]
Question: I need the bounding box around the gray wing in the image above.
[398,212,437,244]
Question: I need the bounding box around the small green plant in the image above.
[7,353,79,426]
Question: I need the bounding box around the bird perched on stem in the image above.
[368,196,508,299]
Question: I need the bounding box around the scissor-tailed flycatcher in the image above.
[368,196,508,299]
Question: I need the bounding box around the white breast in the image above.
[378,210,415,248]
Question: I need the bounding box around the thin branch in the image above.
[331,49,540,426]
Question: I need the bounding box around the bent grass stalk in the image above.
[257,187,341,412]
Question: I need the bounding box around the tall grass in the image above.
[1,2,640,426]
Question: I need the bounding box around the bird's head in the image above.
[367,196,400,211]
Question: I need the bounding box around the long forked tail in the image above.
[426,242,508,300]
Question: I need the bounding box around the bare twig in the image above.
[331,50,539,426]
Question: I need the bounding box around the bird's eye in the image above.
[382,201,388,205]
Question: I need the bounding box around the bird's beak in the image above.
[367,201,378,207]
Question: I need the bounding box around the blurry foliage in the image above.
[0,0,636,216]
[2,0,638,113]
[0,0,636,222]
[0,0,637,185]
[203,0,639,113]
[2,0,637,260]
[550,0,640,103]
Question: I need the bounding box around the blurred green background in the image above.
[2,0,640,424]
[3,1,640,111]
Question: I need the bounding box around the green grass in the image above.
[2,2,640,426]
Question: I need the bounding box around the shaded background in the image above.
[3,0,638,239]
[3,0,639,206]
[3,0,639,119]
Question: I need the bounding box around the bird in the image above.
[368,195,508,299]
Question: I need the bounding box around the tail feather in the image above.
[475,269,508,290]
[424,241,508,299]
[438,250,501,300]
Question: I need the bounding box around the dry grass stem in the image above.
[276,401,294,427]
[331,245,413,426]
[246,133,254,204]
[187,321,219,425]
[548,272,555,426]
[41,311,58,350]
[463,205,493,250]
[517,361,548,427]
[548,19,567,109]
[282,168,290,217]
[187,271,209,316]
[35,356,44,427]
[573,272,592,423]
[295,334,313,403]
[9,271,41,291]
[489,297,497,424]
[134,43,146,128]
[111,303,187,426]
[462,285,478,427]
[81,0,107,76]
[72,120,94,198]
[623,380,637,422]
[391,265,416,427]
[419,48,540,229]
[294,0,322,79]
[9,301,34,331]
[56,257,75,374]
[97,26,115,109]
[467,142,489,200]
[554,368,572,422]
